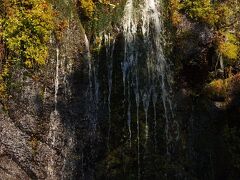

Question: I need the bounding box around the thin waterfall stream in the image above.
[47,46,60,179]
[105,33,115,150]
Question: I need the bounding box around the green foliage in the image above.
[181,0,238,28]
[79,0,118,19]
[79,0,124,34]
[182,0,218,26]
[48,0,75,18]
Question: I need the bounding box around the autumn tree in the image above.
[0,0,57,100]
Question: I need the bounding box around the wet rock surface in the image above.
[0,1,240,179]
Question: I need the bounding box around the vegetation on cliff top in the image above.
[169,1,240,173]
[0,0,62,101]
[78,0,118,19]
[170,0,239,62]
[0,0,121,102]
[0,0,56,68]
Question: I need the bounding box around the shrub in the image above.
[0,0,56,68]
[79,0,96,18]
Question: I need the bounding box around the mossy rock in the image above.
[205,73,240,101]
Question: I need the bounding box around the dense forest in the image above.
[0,0,239,179]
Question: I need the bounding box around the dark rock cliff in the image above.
[0,0,240,180]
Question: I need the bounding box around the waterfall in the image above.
[54,47,60,112]
[104,33,115,150]
[84,34,93,101]
[152,88,158,151]
[122,0,137,148]
[82,0,176,177]
[47,47,60,179]
[85,33,99,136]
[122,0,175,177]
[122,0,137,98]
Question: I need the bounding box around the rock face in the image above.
[0,15,92,179]
[0,1,240,180]
[172,14,240,179]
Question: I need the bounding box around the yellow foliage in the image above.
[0,0,59,101]
[206,79,229,97]
[218,42,238,60]
[183,0,219,26]
[169,0,183,26]
[177,0,238,28]
[0,76,7,99]
[216,32,239,61]
[0,0,56,68]
[206,74,240,99]
[171,11,183,26]
[80,0,96,18]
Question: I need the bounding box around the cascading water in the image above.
[85,33,99,136]
[121,0,176,177]
[85,31,102,178]
[85,34,93,101]
[152,88,158,151]
[84,0,177,178]
[122,0,137,148]
[104,33,116,149]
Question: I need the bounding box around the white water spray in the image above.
[122,0,176,177]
